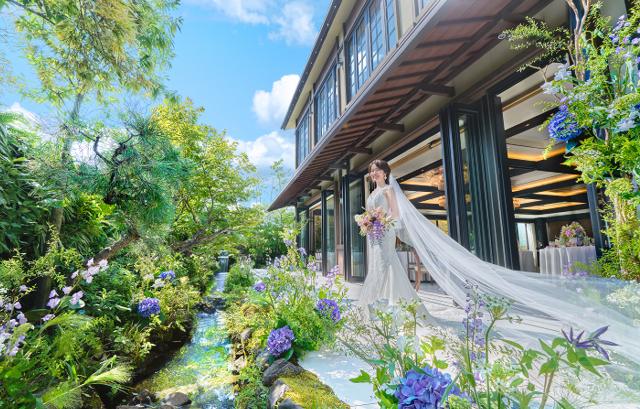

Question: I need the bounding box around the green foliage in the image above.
[244,207,296,266]
[234,362,269,409]
[223,260,255,297]
[279,371,350,409]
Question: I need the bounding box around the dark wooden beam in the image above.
[415,203,446,210]
[396,160,443,183]
[399,184,439,192]
[520,191,587,201]
[418,83,455,97]
[327,160,349,170]
[508,157,579,175]
[317,176,334,182]
[346,147,372,155]
[400,55,448,66]
[517,193,588,209]
[504,109,555,138]
[515,204,589,215]
[374,122,404,132]
[512,179,581,197]
[410,190,444,203]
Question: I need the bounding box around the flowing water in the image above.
[134,272,234,408]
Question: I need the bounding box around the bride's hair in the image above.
[368,159,391,180]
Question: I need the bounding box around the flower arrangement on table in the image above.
[355,207,396,244]
[556,221,593,247]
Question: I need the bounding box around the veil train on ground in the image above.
[387,174,640,370]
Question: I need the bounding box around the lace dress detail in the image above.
[357,186,430,320]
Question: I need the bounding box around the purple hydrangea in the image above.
[253,281,266,292]
[316,298,341,323]
[395,365,465,409]
[284,239,293,247]
[267,325,295,356]
[548,105,581,142]
[298,247,307,257]
[138,297,161,318]
[159,270,176,280]
[70,291,84,306]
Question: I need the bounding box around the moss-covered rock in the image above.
[276,371,349,409]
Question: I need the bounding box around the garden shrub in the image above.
[224,261,254,294]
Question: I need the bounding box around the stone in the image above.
[132,389,156,404]
[162,392,191,407]
[240,328,253,343]
[255,348,271,370]
[159,405,176,409]
[262,359,304,387]
[278,398,303,409]
[267,380,289,409]
[233,356,246,371]
[116,406,143,409]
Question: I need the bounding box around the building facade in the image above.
[270,0,631,281]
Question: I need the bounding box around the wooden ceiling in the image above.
[270,0,555,211]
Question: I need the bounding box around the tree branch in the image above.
[171,228,233,255]
[7,0,55,24]
[91,230,141,262]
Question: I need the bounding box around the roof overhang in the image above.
[270,0,555,211]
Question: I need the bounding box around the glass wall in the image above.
[309,203,322,264]
[348,179,366,280]
[323,193,336,272]
[458,114,477,254]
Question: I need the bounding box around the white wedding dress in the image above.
[355,175,640,374]
[357,185,430,321]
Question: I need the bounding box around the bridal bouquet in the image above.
[557,221,592,247]
[355,207,395,244]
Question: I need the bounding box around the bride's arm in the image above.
[383,187,400,221]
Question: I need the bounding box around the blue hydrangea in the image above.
[159,270,176,280]
[316,298,341,323]
[395,365,466,409]
[267,325,295,356]
[253,281,266,292]
[548,105,581,142]
[138,297,161,318]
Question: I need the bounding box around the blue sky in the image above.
[1,0,330,202]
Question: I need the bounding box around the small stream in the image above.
[134,272,234,408]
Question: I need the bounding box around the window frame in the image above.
[314,62,339,143]
[295,100,312,168]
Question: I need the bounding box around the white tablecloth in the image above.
[518,250,537,272]
[538,246,597,276]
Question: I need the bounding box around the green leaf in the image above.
[350,370,371,384]
[539,358,558,375]
[539,340,555,356]
[502,339,524,350]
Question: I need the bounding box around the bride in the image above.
[357,159,639,368]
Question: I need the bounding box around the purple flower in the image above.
[159,270,176,280]
[17,313,27,325]
[19,285,28,292]
[49,290,58,299]
[70,291,83,305]
[13,302,21,310]
[588,326,618,361]
[267,325,295,356]
[253,281,266,292]
[71,270,79,279]
[138,297,161,318]
[42,313,55,322]
[62,286,73,295]
[395,365,466,408]
[316,298,341,323]
[548,105,581,142]
[298,247,307,257]
[284,239,293,247]
[46,297,60,309]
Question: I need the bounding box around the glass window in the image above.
[324,194,336,272]
[355,17,369,89]
[416,0,430,13]
[458,114,476,254]
[386,0,397,49]
[295,108,310,167]
[314,66,338,141]
[310,205,322,263]
[348,179,366,279]
[346,0,397,102]
[369,0,384,70]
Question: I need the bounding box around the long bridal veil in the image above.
[388,175,640,370]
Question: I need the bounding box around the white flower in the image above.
[98,259,108,270]
[616,117,636,132]
[143,274,154,281]
[554,63,572,81]
[541,82,560,95]
[152,279,165,289]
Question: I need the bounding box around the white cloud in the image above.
[230,130,294,170]
[5,102,42,132]
[186,0,270,23]
[253,74,299,124]
[269,2,316,45]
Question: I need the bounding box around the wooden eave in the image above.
[270,0,553,211]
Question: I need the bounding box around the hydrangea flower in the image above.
[46,297,60,309]
[548,105,581,142]
[159,270,176,280]
[253,281,266,292]
[267,325,295,356]
[138,297,161,318]
[70,291,84,306]
[316,298,341,323]
[284,239,293,247]
[394,365,466,409]
[298,247,307,257]
[62,286,73,295]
